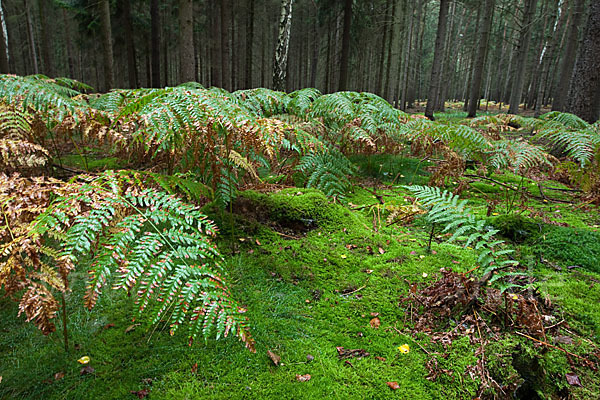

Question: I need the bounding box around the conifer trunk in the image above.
[467,0,495,118]
[337,0,352,91]
[425,0,450,120]
[273,0,294,92]
[179,0,195,83]
[151,0,161,87]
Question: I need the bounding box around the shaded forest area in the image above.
[1,0,598,122]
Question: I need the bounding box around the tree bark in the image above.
[467,0,495,118]
[424,0,450,120]
[273,0,294,92]
[24,0,39,74]
[245,0,255,88]
[38,0,54,76]
[61,9,74,78]
[179,0,195,83]
[376,0,393,96]
[337,0,352,91]
[0,0,9,73]
[508,0,538,114]
[567,0,600,123]
[552,0,585,111]
[151,0,161,87]
[99,0,114,91]
[121,0,138,88]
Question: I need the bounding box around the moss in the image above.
[490,214,540,243]
[535,226,600,273]
[58,154,126,171]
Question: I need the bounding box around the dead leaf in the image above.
[77,356,90,364]
[306,354,314,362]
[366,245,374,255]
[191,363,198,374]
[336,347,370,359]
[102,323,115,330]
[566,372,582,387]
[267,350,281,366]
[80,366,95,376]
[378,247,385,254]
[255,239,261,246]
[141,378,153,385]
[54,372,65,381]
[345,244,357,250]
[125,323,141,333]
[554,336,574,345]
[344,360,354,367]
[370,312,379,317]
[374,356,386,362]
[0,376,2,384]
[370,317,381,329]
[295,374,311,382]
[386,381,400,390]
[130,389,150,399]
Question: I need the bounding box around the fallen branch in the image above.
[514,331,596,365]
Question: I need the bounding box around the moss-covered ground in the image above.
[2,153,599,399]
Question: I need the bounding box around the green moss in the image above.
[58,154,126,171]
[490,214,540,243]
[535,226,600,273]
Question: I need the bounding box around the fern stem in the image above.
[427,223,436,253]
[61,292,68,352]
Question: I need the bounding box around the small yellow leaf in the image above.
[422,272,428,278]
[511,294,518,300]
[340,254,347,259]
[397,344,410,353]
[419,255,425,259]
[77,356,90,364]
[492,212,499,216]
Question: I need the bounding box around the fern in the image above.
[297,148,355,199]
[487,139,552,173]
[27,171,254,351]
[405,185,517,273]
[537,111,600,167]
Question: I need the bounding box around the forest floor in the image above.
[1,111,600,399]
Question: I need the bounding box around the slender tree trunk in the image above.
[0,0,9,73]
[424,0,450,120]
[151,0,161,87]
[273,0,294,91]
[384,0,398,102]
[220,0,230,90]
[535,0,566,116]
[25,0,39,74]
[178,0,195,83]
[121,0,138,88]
[377,0,393,95]
[245,0,255,88]
[508,0,538,114]
[567,0,600,123]
[337,0,352,91]
[310,3,318,88]
[61,9,74,78]
[98,0,114,91]
[552,0,585,111]
[467,0,495,118]
[38,0,54,76]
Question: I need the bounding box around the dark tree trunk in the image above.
[0,0,9,73]
[384,0,398,102]
[151,0,161,87]
[337,0,352,91]
[179,0,195,83]
[508,0,538,114]
[467,0,495,118]
[567,0,600,123]
[121,0,138,88]
[38,0,54,76]
[61,9,74,78]
[99,0,114,91]
[377,0,393,96]
[220,0,230,90]
[425,0,450,120]
[245,0,255,88]
[25,0,39,74]
[273,0,294,92]
[552,0,585,111]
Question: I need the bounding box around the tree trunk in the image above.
[151,0,161,87]
[552,0,585,111]
[273,0,294,92]
[508,0,538,115]
[384,0,398,102]
[61,9,74,78]
[534,0,566,117]
[337,0,352,91]
[38,0,54,76]
[424,0,450,120]
[567,0,600,123]
[0,0,9,73]
[376,0,393,96]
[245,0,255,88]
[178,0,195,83]
[467,0,495,118]
[25,0,39,74]
[99,0,114,91]
[121,0,138,88]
